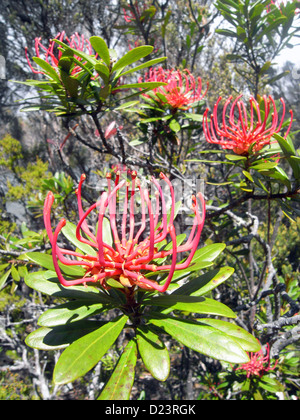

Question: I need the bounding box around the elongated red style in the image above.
[140,67,208,110]
[235,344,278,378]
[44,171,205,293]
[203,95,293,155]
[25,31,95,76]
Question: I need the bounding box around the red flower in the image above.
[140,67,208,110]
[235,344,278,378]
[203,95,293,155]
[44,171,205,293]
[25,31,95,76]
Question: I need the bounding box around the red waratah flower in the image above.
[203,95,293,155]
[25,31,95,76]
[235,344,278,378]
[43,171,205,293]
[140,67,209,110]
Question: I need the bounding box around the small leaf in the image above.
[53,315,128,385]
[98,340,137,400]
[113,81,167,91]
[32,57,60,82]
[119,57,167,78]
[61,221,97,256]
[0,269,11,290]
[90,36,110,67]
[169,119,181,133]
[95,63,110,84]
[112,46,154,73]
[137,326,170,382]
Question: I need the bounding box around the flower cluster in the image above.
[44,171,205,293]
[203,95,293,155]
[140,67,208,110]
[25,31,95,76]
[235,344,278,378]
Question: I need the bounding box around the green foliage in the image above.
[15,39,167,116]
[23,236,260,399]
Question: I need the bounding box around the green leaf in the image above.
[191,243,226,264]
[98,340,137,400]
[149,317,250,364]
[169,119,181,133]
[173,267,235,297]
[197,319,261,353]
[113,81,167,91]
[112,46,154,73]
[274,133,300,180]
[32,57,60,82]
[243,170,254,183]
[0,269,11,290]
[89,36,110,67]
[95,63,110,84]
[119,57,167,78]
[145,295,237,318]
[53,39,98,67]
[61,221,97,256]
[25,321,104,351]
[137,326,170,382]
[53,315,128,385]
[25,271,112,303]
[259,376,284,393]
[38,300,111,327]
[23,252,85,277]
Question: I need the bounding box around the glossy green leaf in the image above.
[38,300,111,327]
[113,81,167,91]
[145,295,237,318]
[90,36,110,67]
[173,267,235,297]
[23,252,85,277]
[191,243,226,264]
[119,57,167,77]
[32,57,60,82]
[25,271,113,303]
[274,133,300,179]
[0,269,11,290]
[197,318,261,352]
[259,376,285,393]
[112,46,154,73]
[53,39,98,67]
[61,221,97,256]
[95,63,110,84]
[53,315,128,385]
[98,340,137,400]
[149,317,250,364]
[25,321,104,351]
[137,326,170,382]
